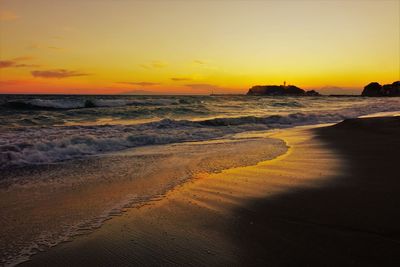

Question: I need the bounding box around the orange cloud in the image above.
[0,60,15,68]
[26,44,65,52]
[117,82,160,86]
[31,69,90,79]
[171,77,192,81]
[13,56,35,61]
[15,63,41,68]
[0,57,39,68]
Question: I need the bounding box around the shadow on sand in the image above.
[233,117,400,266]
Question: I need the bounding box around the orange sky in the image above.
[0,0,399,95]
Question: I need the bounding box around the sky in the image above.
[0,0,399,95]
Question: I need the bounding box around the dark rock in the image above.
[247,85,311,96]
[84,100,96,108]
[361,81,400,97]
[392,81,400,87]
[382,81,400,96]
[305,90,321,96]
[361,82,382,96]
[382,84,395,96]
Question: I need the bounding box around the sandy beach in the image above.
[234,117,400,266]
[16,116,399,266]
[2,1,399,265]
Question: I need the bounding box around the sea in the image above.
[1,94,400,169]
[1,94,400,266]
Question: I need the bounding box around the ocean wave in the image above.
[1,98,399,169]
[2,98,183,110]
[271,100,304,107]
[4,99,86,110]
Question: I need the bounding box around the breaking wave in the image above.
[1,98,400,169]
[2,98,183,110]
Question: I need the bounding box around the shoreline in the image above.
[5,116,400,266]
[0,135,288,266]
[22,123,343,266]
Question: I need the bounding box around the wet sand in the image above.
[234,116,400,266]
[0,137,287,265]
[24,117,400,266]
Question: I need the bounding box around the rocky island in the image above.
[247,84,320,96]
[362,81,400,97]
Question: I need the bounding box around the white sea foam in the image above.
[1,98,400,169]
[0,137,287,266]
[3,98,181,110]
[2,95,400,266]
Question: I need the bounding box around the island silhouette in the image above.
[362,81,400,97]
[247,84,320,96]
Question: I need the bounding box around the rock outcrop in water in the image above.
[247,85,320,96]
[304,90,321,96]
[362,81,400,97]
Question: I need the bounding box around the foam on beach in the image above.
[2,94,400,265]
[1,97,400,169]
[20,125,345,266]
[0,136,287,266]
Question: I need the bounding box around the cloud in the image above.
[117,82,160,86]
[27,44,65,52]
[31,69,90,79]
[0,56,39,68]
[193,60,205,65]
[171,77,192,81]
[0,10,19,21]
[140,61,168,69]
[0,60,15,68]
[27,44,40,50]
[15,63,41,68]
[13,56,35,61]
[192,60,219,71]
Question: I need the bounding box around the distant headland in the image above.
[246,83,320,96]
[362,81,400,97]
[243,81,400,97]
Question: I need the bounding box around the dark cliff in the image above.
[362,81,400,97]
[247,85,320,96]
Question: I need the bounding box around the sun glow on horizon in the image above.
[1,0,399,95]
